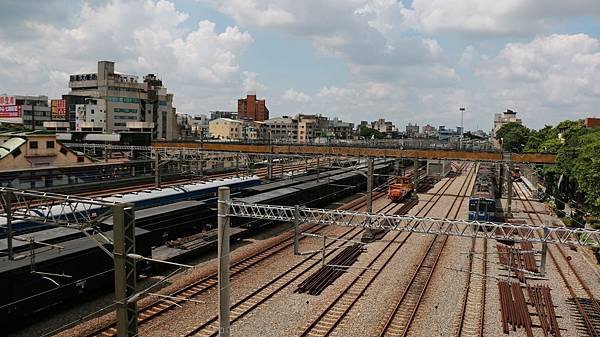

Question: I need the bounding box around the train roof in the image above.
[246,179,306,193]
[0,228,149,273]
[0,227,86,252]
[102,175,260,204]
[101,200,206,225]
[0,175,260,228]
[235,187,299,204]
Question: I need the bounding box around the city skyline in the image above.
[1,1,600,130]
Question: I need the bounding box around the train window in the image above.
[468,199,478,212]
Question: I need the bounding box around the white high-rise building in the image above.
[68,61,178,140]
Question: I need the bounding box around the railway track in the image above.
[84,191,386,337]
[296,163,474,337]
[455,237,487,337]
[374,163,477,337]
[181,199,402,337]
[514,182,600,337]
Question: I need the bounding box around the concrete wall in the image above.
[427,160,451,177]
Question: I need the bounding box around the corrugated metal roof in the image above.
[0,137,25,159]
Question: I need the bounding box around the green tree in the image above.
[571,130,600,207]
[495,122,531,152]
[357,125,384,139]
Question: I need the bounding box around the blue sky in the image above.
[1,0,600,131]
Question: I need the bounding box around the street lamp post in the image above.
[459,107,465,150]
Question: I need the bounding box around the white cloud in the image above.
[475,33,600,124]
[0,0,253,112]
[204,0,296,27]
[410,0,600,36]
[205,0,453,81]
[242,71,266,93]
[282,89,310,102]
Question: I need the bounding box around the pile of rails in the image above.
[496,243,539,283]
[295,243,364,295]
[498,281,533,337]
[498,281,561,337]
[527,285,561,337]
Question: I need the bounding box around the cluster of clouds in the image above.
[1,0,600,128]
[208,0,600,127]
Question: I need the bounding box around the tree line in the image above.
[495,120,600,213]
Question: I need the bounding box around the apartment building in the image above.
[264,116,298,142]
[238,93,269,122]
[67,61,178,140]
[0,94,51,130]
[209,118,243,140]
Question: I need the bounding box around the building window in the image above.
[46,141,54,148]
[60,147,68,155]
[12,148,21,158]
[29,141,38,149]
[77,156,84,163]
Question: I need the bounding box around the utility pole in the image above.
[199,152,204,180]
[217,187,231,337]
[154,151,161,188]
[267,156,273,181]
[316,157,320,182]
[1,193,14,260]
[413,156,419,193]
[362,158,375,241]
[113,205,137,337]
[540,222,549,276]
[504,152,513,217]
[293,205,300,255]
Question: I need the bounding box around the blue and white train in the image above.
[0,175,261,237]
[468,164,497,222]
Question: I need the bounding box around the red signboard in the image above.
[51,99,66,120]
[0,105,22,118]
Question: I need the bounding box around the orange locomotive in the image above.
[388,176,414,202]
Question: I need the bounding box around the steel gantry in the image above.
[226,201,600,247]
[0,187,138,337]
[154,141,557,164]
[64,142,367,184]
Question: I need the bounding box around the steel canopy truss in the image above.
[0,187,138,337]
[228,202,600,247]
[0,187,118,230]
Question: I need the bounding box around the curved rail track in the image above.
[514,182,600,337]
